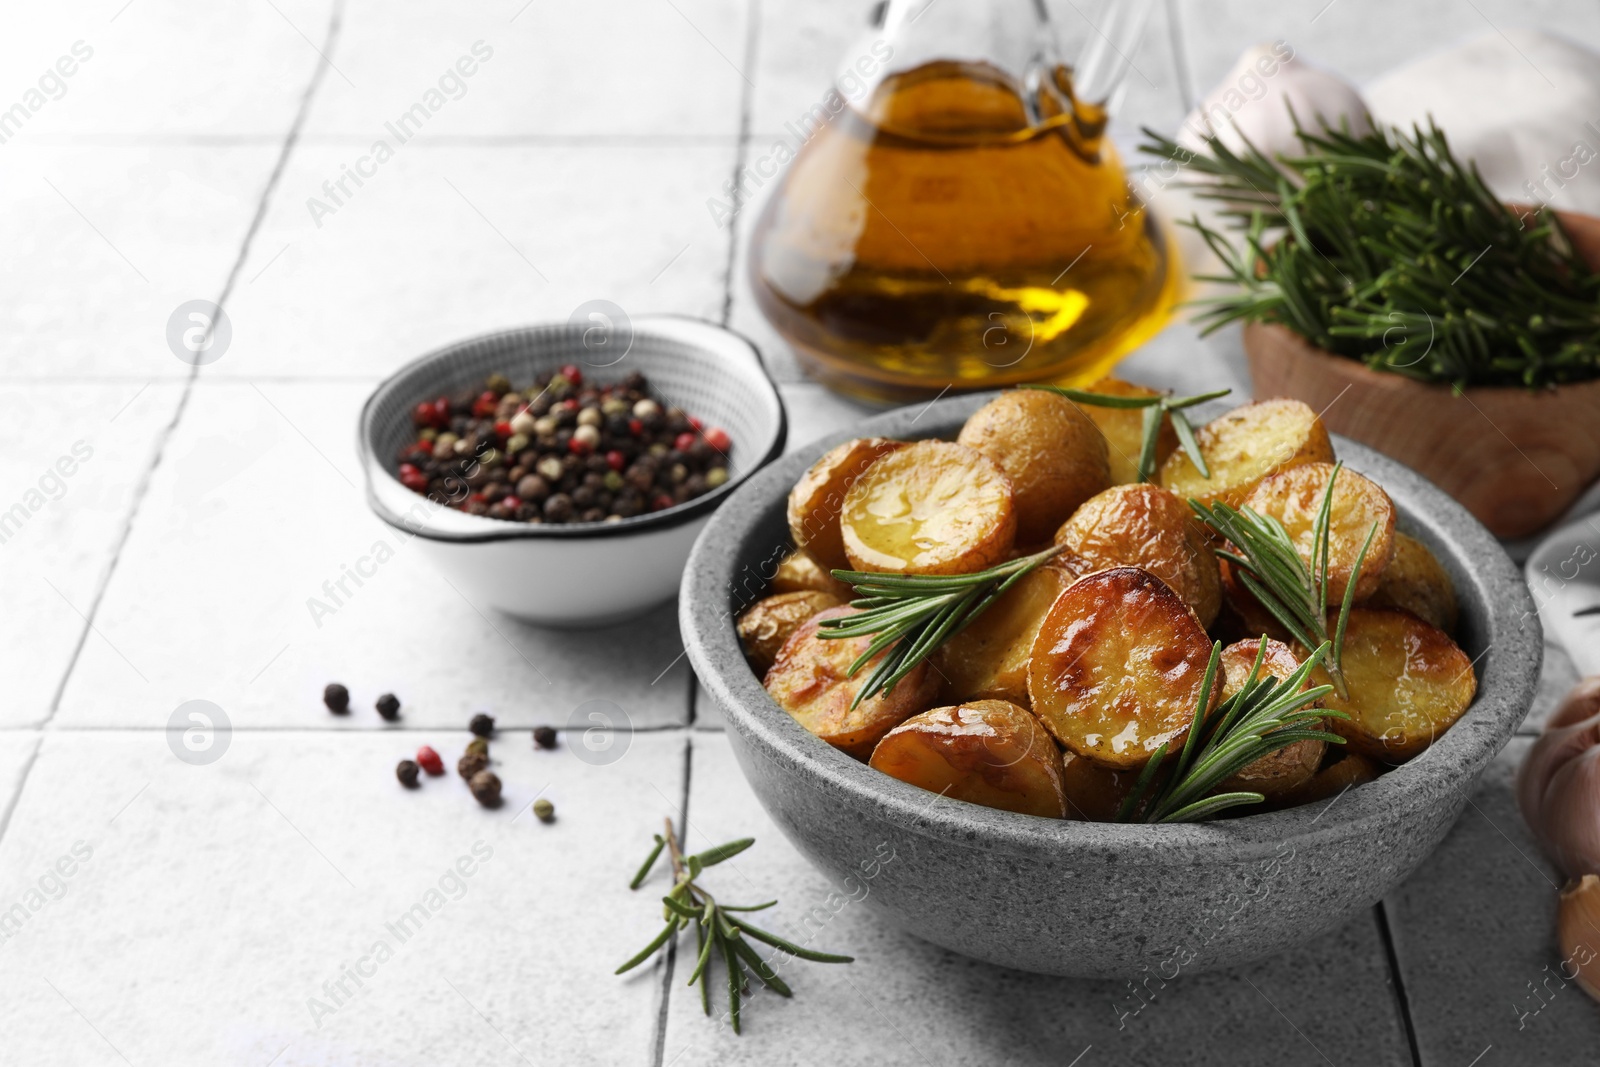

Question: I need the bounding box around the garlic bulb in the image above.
[1557,875,1600,1000]
[1175,42,1373,161]
[1517,677,1600,876]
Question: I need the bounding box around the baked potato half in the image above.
[1028,566,1218,768]
[737,590,844,675]
[934,560,1076,708]
[787,437,903,571]
[1305,608,1477,763]
[1274,750,1381,810]
[1054,483,1222,627]
[1060,749,1141,821]
[841,440,1017,575]
[770,549,854,600]
[1214,638,1324,800]
[1159,399,1335,507]
[956,389,1110,543]
[1240,462,1397,604]
[1078,377,1178,485]
[764,606,937,759]
[868,700,1067,818]
[1366,532,1458,633]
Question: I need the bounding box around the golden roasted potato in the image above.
[1217,558,1292,644]
[840,441,1017,575]
[1060,749,1140,821]
[788,437,903,571]
[1304,608,1477,763]
[934,560,1076,707]
[1241,462,1397,604]
[737,591,844,675]
[1159,399,1335,507]
[1078,377,1178,486]
[1214,638,1324,800]
[869,700,1067,818]
[764,606,938,759]
[770,549,854,600]
[1274,750,1381,810]
[1366,532,1459,633]
[1028,567,1218,768]
[956,390,1109,544]
[1054,483,1222,627]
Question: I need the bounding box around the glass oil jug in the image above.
[747,0,1177,403]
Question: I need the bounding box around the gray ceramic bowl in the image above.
[680,392,1541,978]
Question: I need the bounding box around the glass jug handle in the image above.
[1055,0,1156,110]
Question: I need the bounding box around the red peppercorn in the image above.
[502,496,522,510]
[413,401,436,427]
[560,364,583,386]
[674,431,697,452]
[653,493,675,511]
[494,420,513,439]
[628,418,644,436]
[605,450,626,472]
[416,746,444,776]
[562,398,580,411]
[688,415,703,432]
[471,491,489,503]
[569,436,593,456]
[472,390,499,418]
[432,397,450,423]
[398,463,428,491]
[704,427,731,452]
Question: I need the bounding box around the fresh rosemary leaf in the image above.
[618,820,851,1034]
[1021,384,1232,483]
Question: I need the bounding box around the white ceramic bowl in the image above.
[359,316,786,626]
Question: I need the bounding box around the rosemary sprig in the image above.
[1022,384,1232,483]
[1139,117,1600,389]
[818,543,1071,708]
[1117,639,1347,822]
[1187,462,1376,698]
[616,819,852,1034]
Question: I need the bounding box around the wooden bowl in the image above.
[1244,208,1600,540]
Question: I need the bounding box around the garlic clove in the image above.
[1548,675,1600,731]
[1175,43,1373,161]
[1516,708,1600,847]
[1557,875,1600,1002]
[1539,745,1600,877]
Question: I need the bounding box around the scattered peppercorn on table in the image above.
[1,2,1597,1065]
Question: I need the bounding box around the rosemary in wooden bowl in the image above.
[1140,118,1600,389]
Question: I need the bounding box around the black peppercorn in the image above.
[469,770,502,807]
[396,759,420,788]
[533,725,557,749]
[544,493,573,522]
[458,751,489,779]
[323,683,350,714]
[469,712,495,737]
[376,693,401,721]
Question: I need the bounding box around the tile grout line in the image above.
[650,733,695,1067]
[0,735,44,850]
[39,0,348,728]
[1373,901,1424,1067]
[717,0,762,328]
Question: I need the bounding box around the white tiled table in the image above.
[2,2,1596,1064]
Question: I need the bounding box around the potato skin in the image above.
[788,438,903,571]
[1366,532,1458,633]
[764,606,938,759]
[957,390,1109,544]
[1160,399,1335,507]
[1273,751,1381,810]
[1060,750,1141,821]
[737,591,844,676]
[1028,567,1218,768]
[1241,462,1397,604]
[935,561,1076,708]
[1054,483,1222,627]
[841,440,1017,575]
[770,549,854,600]
[1079,378,1177,485]
[1214,638,1324,799]
[1304,608,1477,763]
[869,700,1067,819]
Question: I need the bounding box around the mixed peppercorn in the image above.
[396,366,733,524]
